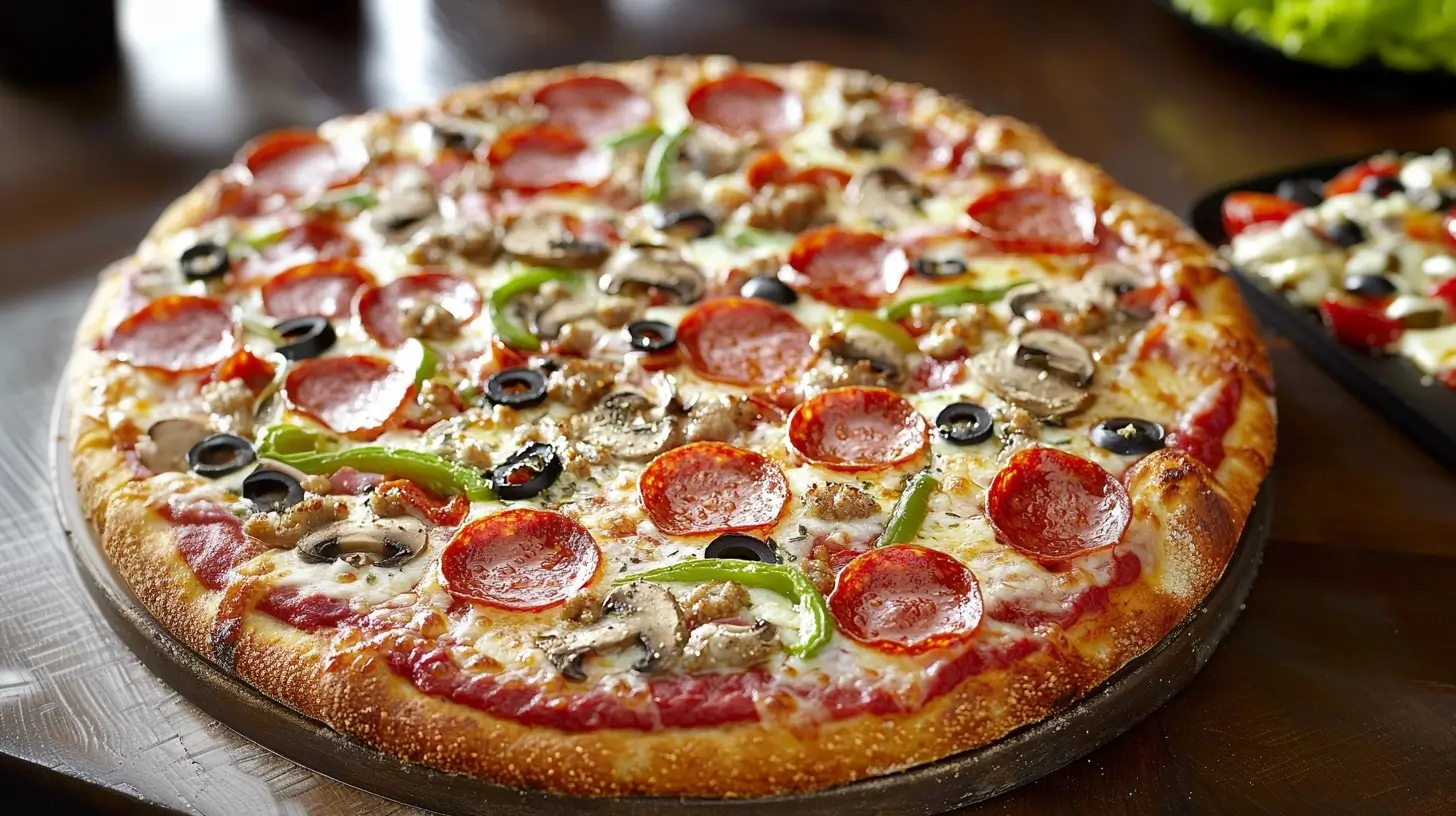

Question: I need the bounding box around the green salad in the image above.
[1174,0,1456,74]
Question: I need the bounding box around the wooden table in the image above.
[1,1,1452,813]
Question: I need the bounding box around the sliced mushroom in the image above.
[370,185,439,242]
[572,392,680,460]
[973,330,1095,418]
[679,619,779,673]
[502,212,610,269]
[598,246,706,304]
[1083,263,1149,297]
[296,517,428,568]
[831,103,910,152]
[538,582,687,681]
[1007,283,1074,321]
[137,418,212,474]
[532,298,597,342]
[820,324,909,387]
[845,166,924,227]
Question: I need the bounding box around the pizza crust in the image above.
[66,56,1276,798]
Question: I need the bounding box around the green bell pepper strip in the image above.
[722,224,794,250]
[304,184,378,214]
[834,310,918,354]
[616,560,833,659]
[881,471,938,546]
[641,125,691,205]
[396,338,439,387]
[880,282,1021,322]
[255,424,494,501]
[601,123,663,150]
[487,267,581,351]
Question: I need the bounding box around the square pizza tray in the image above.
[1188,155,1456,473]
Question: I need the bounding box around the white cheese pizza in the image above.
[66,56,1275,797]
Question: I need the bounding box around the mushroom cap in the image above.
[370,184,440,242]
[973,330,1095,418]
[845,166,923,228]
[680,619,779,673]
[598,246,706,305]
[539,581,688,681]
[296,517,430,568]
[502,211,610,269]
[820,324,909,387]
[138,417,212,474]
[576,391,681,460]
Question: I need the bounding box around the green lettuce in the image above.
[1174,0,1456,73]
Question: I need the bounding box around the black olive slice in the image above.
[274,316,337,361]
[739,275,797,305]
[1325,220,1366,248]
[935,402,994,446]
[911,257,967,279]
[484,368,548,408]
[1275,177,1324,208]
[490,442,563,500]
[1360,175,1404,198]
[180,242,230,281]
[187,433,256,477]
[657,209,717,240]
[1090,417,1166,456]
[243,469,305,513]
[1344,273,1398,299]
[627,320,677,353]
[704,534,778,564]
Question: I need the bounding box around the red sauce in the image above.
[986,548,1143,631]
[258,585,355,630]
[159,503,259,590]
[1168,376,1243,470]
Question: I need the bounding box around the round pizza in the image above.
[65,57,1275,797]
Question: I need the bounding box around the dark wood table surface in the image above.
[1,1,1453,814]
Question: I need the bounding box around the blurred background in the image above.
[2,1,1454,814]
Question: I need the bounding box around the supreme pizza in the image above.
[66,57,1274,797]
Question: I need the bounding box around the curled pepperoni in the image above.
[986,447,1131,563]
[106,295,238,373]
[787,387,929,471]
[965,186,1099,255]
[261,260,374,320]
[686,74,803,137]
[374,479,469,526]
[744,151,850,190]
[488,124,610,192]
[784,227,909,309]
[829,545,983,655]
[210,349,276,393]
[357,272,482,348]
[639,442,789,537]
[678,297,813,386]
[237,129,361,198]
[283,356,415,439]
[533,76,652,141]
[441,509,601,612]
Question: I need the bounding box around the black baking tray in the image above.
[1189,154,1456,473]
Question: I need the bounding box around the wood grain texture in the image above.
[0,0,1453,814]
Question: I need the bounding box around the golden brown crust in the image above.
[66,55,1276,798]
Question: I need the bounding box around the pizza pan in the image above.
[1188,155,1456,474]
[50,389,1271,815]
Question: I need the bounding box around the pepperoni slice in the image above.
[678,297,813,386]
[261,260,375,320]
[829,545,983,655]
[441,509,601,611]
[237,129,360,198]
[639,442,789,536]
[965,186,1099,255]
[687,74,803,137]
[374,479,469,527]
[787,387,929,471]
[211,349,276,392]
[106,295,238,373]
[283,356,415,439]
[784,227,909,309]
[488,125,610,192]
[986,447,1131,563]
[357,272,482,348]
[533,76,652,141]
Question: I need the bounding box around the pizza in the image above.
[65,57,1275,797]
[1222,149,1456,386]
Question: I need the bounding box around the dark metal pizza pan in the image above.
[51,392,1271,815]
[1188,155,1456,474]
